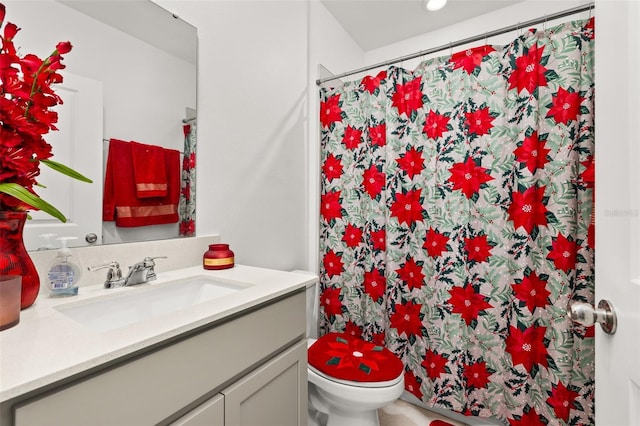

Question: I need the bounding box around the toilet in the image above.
[303,277,405,426]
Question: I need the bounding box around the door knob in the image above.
[567,299,617,335]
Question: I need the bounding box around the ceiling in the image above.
[320,0,526,51]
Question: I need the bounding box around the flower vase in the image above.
[0,211,40,309]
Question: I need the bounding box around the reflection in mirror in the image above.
[6,0,197,251]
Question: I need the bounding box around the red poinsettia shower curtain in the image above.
[319,19,595,425]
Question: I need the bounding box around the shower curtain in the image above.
[179,123,196,236]
[319,18,594,425]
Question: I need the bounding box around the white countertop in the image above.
[0,265,316,403]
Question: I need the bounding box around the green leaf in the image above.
[41,159,93,183]
[0,183,67,222]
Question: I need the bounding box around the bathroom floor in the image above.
[378,400,466,426]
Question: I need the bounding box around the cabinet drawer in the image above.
[14,291,305,425]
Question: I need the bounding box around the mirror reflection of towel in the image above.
[131,141,168,198]
[103,139,180,227]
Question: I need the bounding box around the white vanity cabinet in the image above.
[8,290,307,426]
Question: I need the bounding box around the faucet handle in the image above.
[143,256,167,266]
[142,256,167,281]
[88,261,125,288]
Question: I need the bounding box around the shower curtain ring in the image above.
[543,15,547,31]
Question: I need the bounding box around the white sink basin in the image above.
[54,276,250,332]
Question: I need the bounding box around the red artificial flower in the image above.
[321,190,343,222]
[390,301,423,337]
[463,234,494,263]
[423,227,450,258]
[464,107,495,136]
[464,361,492,389]
[392,76,424,117]
[508,43,549,94]
[55,41,72,54]
[423,110,450,139]
[362,164,385,199]
[320,93,343,128]
[342,223,363,248]
[451,45,496,74]
[421,349,448,380]
[547,233,578,273]
[505,325,549,372]
[343,321,363,340]
[546,380,580,422]
[546,87,584,125]
[361,70,387,94]
[320,286,343,316]
[514,131,551,173]
[508,408,546,426]
[404,371,423,399]
[342,125,363,150]
[364,268,386,301]
[512,270,550,314]
[323,249,344,278]
[390,188,424,226]
[397,147,425,179]
[369,123,386,147]
[371,229,386,251]
[0,5,82,216]
[395,257,425,291]
[322,153,343,182]
[448,285,492,326]
[448,157,494,199]
[507,185,549,234]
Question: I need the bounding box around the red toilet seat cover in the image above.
[308,333,404,383]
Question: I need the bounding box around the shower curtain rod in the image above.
[182,117,196,124]
[316,2,594,85]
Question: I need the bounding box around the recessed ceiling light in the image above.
[424,0,448,12]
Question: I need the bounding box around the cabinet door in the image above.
[222,341,307,426]
[171,394,224,426]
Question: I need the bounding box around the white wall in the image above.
[156,1,309,271]
[5,1,196,245]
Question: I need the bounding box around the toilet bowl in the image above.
[307,334,405,426]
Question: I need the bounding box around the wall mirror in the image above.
[6,0,197,251]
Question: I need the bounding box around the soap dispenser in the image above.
[46,237,82,297]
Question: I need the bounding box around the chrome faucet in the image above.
[122,256,167,286]
[89,256,166,288]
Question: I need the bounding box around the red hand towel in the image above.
[130,141,168,198]
[103,139,180,227]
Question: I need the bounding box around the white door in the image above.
[23,73,103,250]
[593,1,640,424]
